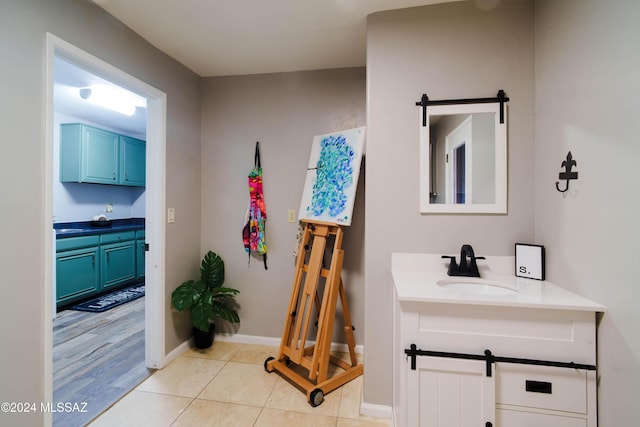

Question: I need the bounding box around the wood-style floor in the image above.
[53,295,152,427]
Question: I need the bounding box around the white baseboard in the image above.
[214,333,281,347]
[162,338,192,367]
[360,401,394,420]
[215,333,364,354]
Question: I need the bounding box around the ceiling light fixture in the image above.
[78,84,146,116]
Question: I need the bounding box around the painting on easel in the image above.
[298,127,365,226]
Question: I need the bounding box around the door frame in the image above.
[445,115,473,204]
[44,33,167,418]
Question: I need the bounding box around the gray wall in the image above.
[534,1,640,425]
[0,1,201,425]
[3,0,637,424]
[200,69,366,343]
[365,0,535,406]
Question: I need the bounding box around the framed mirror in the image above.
[419,102,507,213]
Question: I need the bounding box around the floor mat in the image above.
[70,283,145,313]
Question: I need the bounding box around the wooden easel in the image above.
[264,219,363,407]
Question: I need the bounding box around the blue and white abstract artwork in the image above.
[298,127,365,226]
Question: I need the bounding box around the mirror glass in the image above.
[419,102,507,213]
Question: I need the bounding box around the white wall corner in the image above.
[360,401,394,421]
[163,338,192,367]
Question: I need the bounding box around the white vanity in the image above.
[392,253,605,427]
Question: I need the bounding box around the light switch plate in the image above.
[515,243,545,280]
[168,208,175,223]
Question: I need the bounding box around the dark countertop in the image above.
[54,218,145,238]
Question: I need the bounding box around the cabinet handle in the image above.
[526,380,552,394]
[112,172,116,180]
[125,173,128,181]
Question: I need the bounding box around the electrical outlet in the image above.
[105,203,113,213]
[167,208,175,223]
[287,209,296,223]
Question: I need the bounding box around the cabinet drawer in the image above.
[496,363,587,414]
[100,231,136,244]
[57,235,100,251]
[497,408,586,426]
[136,229,145,239]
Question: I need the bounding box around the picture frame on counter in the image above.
[515,243,545,280]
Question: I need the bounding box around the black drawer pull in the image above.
[526,380,552,394]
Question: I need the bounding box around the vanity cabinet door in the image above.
[496,408,587,427]
[495,363,593,426]
[496,363,587,413]
[408,356,495,426]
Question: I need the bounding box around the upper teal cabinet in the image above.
[120,135,146,186]
[60,124,119,184]
[60,123,145,187]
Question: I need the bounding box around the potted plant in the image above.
[171,251,240,349]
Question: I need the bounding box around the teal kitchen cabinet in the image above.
[56,236,100,306]
[135,230,146,279]
[60,123,145,187]
[100,231,136,291]
[60,123,119,184]
[119,135,146,186]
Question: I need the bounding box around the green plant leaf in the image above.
[189,297,215,332]
[213,287,240,297]
[173,251,240,330]
[212,303,240,323]
[200,251,225,288]
[171,280,205,311]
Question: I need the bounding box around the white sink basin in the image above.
[437,277,517,296]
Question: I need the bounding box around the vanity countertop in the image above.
[54,218,145,238]
[392,253,605,312]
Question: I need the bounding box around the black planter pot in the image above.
[193,323,215,349]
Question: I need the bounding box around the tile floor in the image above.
[88,341,391,427]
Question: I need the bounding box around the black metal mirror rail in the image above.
[416,90,509,126]
[404,343,596,377]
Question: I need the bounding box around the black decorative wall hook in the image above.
[555,151,578,193]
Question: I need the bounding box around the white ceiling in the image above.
[91,0,454,77]
[54,56,148,136]
[56,0,455,136]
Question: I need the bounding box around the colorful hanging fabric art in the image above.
[242,141,268,269]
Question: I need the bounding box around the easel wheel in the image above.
[309,388,324,407]
[264,357,275,373]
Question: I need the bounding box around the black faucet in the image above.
[442,244,485,277]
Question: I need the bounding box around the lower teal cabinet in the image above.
[56,229,143,307]
[100,241,136,291]
[56,246,100,306]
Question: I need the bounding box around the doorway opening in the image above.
[44,33,167,425]
[445,115,473,204]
